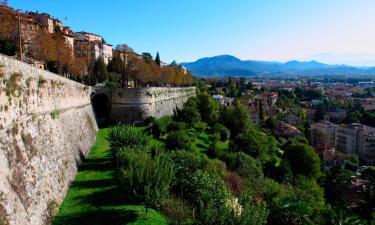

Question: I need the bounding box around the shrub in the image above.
[168,151,205,195]
[161,197,194,225]
[167,121,187,132]
[194,121,207,133]
[203,157,227,178]
[108,125,148,154]
[236,152,263,179]
[151,116,172,138]
[223,171,245,197]
[213,123,231,141]
[120,151,175,208]
[166,130,193,151]
[220,152,263,179]
[185,170,229,208]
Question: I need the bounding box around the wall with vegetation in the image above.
[0,55,98,225]
[110,87,196,123]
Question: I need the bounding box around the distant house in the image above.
[326,108,347,122]
[212,95,234,106]
[283,114,301,126]
[304,108,317,121]
[274,122,302,138]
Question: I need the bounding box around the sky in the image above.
[9,0,375,66]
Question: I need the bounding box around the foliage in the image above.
[151,116,172,138]
[92,57,109,83]
[220,101,252,137]
[108,125,148,154]
[178,99,201,126]
[194,121,207,133]
[223,171,245,197]
[166,121,186,132]
[267,176,326,225]
[283,143,322,180]
[213,123,231,141]
[230,127,280,165]
[120,151,175,207]
[161,197,194,225]
[184,170,229,207]
[197,93,219,125]
[166,130,194,151]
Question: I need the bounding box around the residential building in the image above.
[310,122,375,164]
[326,108,347,122]
[74,32,113,64]
[212,95,234,106]
[284,114,301,126]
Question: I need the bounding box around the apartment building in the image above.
[74,32,113,64]
[310,122,375,164]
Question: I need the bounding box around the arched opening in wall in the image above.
[91,94,110,128]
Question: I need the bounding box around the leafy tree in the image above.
[362,166,375,201]
[221,101,252,137]
[166,130,194,151]
[142,52,153,63]
[324,167,353,206]
[283,143,322,180]
[198,93,219,125]
[155,52,161,67]
[92,57,109,83]
[230,127,280,165]
[177,97,201,126]
[151,116,172,138]
[267,176,326,225]
[119,151,175,207]
[213,123,231,141]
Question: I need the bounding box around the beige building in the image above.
[74,32,113,65]
[310,122,375,164]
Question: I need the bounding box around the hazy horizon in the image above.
[10,0,375,66]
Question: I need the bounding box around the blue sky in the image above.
[10,0,375,66]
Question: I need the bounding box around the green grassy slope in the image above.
[53,128,168,225]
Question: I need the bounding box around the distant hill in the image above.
[181,55,375,77]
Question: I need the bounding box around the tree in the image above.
[283,143,322,180]
[362,166,375,201]
[92,57,109,84]
[221,101,252,137]
[198,93,219,125]
[155,52,161,67]
[142,52,153,63]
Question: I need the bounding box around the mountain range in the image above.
[181,55,375,77]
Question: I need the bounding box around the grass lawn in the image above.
[53,128,168,225]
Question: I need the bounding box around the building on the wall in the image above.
[28,12,74,50]
[74,31,113,65]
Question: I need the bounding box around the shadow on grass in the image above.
[53,208,138,225]
[77,186,125,207]
[79,158,114,172]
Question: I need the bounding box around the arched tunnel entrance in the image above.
[91,93,110,128]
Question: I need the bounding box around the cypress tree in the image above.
[155,52,161,67]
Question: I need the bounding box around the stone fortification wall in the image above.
[0,55,98,225]
[110,87,196,123]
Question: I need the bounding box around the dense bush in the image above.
[108,125,148,154]
[184,170,229,207]
[161,197,194,225]
[213,123,231,141]
[178,97,201,126]
[230,128,280,165]
[166,130,194,151]
[166,121,187,132]
[151,116,172,138]
[194,121,207,133]
[223,171,245,197]
[284,143,322,180]
[221,152,263,179]
[119,151,175,208]
[203,157,227,178]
